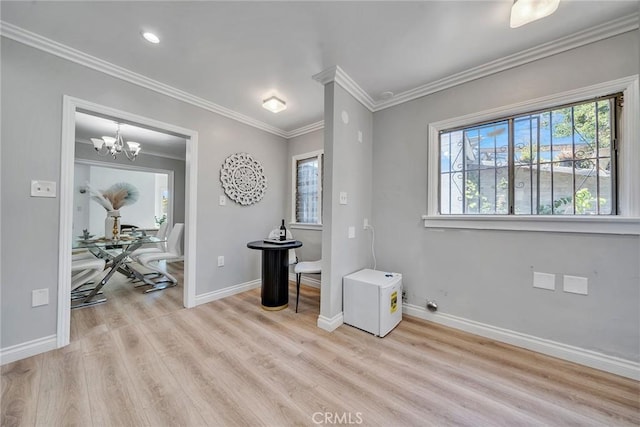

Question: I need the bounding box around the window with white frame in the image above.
[439,94,619,216]
[425,77,639,234]
[292,150,323,225]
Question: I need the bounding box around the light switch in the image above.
[339,192,348,205]
[31,180,56,198]
[533,272,555,291]
[219,195,226,206]
[358,130,363,143]
[217,256,225,267]
[348,226,355,239]
[564,275,588,295]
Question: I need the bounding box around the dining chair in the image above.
[71,257,106,292]
[294,259,322,313]
[268,228,298,265]
[129,221,170,259]
[135,223,184,292]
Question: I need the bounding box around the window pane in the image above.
[438,95,617,217]
[440,122,508,215]
[516,99,614,215]
[296,157,318,223]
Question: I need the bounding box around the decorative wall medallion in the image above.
[220,152,267,205]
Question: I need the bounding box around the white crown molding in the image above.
[285,120,325,139]
[375,14,640,111]
[313,65,375,112]
[0,21,289,139]
[2,13,637,139]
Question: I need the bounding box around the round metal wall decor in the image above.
[220,152,267,205]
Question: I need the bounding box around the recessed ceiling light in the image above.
[142,31,160,44]
[262,96,287,113]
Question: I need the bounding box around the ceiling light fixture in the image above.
[91,123,141,161]
[142,31,160,44]
[262,96,287,113]
[510,0,560,28]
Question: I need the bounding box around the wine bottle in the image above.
[279,219,286,241]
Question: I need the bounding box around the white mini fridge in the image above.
[343,269,402,337]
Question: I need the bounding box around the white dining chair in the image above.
[136,223,184,292]
[294,259,321,313]
[71,257,106,292]
[129,221,170,259]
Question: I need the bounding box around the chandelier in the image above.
[90,123,141,161]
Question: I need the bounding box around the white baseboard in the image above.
[288,272,321,288]
[0,334,57,366]
[403,304,640,380]
[317,312,344,332]
[194,279,261,306]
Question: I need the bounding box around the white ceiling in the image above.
[2,1,638,136]
[75,112,187,160]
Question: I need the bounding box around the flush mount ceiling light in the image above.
[91,123,141,161]
[262,96,287,113]
[510,0,560,28]
[142,31,160,44]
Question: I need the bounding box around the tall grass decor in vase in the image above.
[86,182,139,239]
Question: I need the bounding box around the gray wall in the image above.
[75,141,187,226]
[1,38,287,348]
[286,129,323,263]
[372,31,640,361]
[321,82,374,320]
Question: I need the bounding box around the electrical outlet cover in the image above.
[533,272,555,291]
[563,275,588,295]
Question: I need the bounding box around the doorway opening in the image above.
[58,96,199,348]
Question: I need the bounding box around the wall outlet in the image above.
[533,272,555,291]
[219,195,226,206]
[564,275,588,295]
[217,256,225,267]
[339,192,348,205]
[32,289,49,307]
[363,218,369,229]
[31,180,56,198]
[348,226,355,239]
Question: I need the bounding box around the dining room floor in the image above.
[70,260,185,343]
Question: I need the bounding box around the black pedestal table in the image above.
[247,240,303,310]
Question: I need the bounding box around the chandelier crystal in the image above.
[91,123,141,161]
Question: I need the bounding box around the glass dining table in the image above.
[72,234,166,308]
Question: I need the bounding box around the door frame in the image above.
[58,96,199,347]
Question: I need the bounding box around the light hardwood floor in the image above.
[2,265,639,426]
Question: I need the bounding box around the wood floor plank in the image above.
[1,354,43,427]
[34,340,92,427]
[2,277,638,426]
[138,314,263,426]
[80,331,151,426]
[111,324,208,426]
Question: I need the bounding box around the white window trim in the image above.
[425,75,640,235]
[291,149,323,227]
